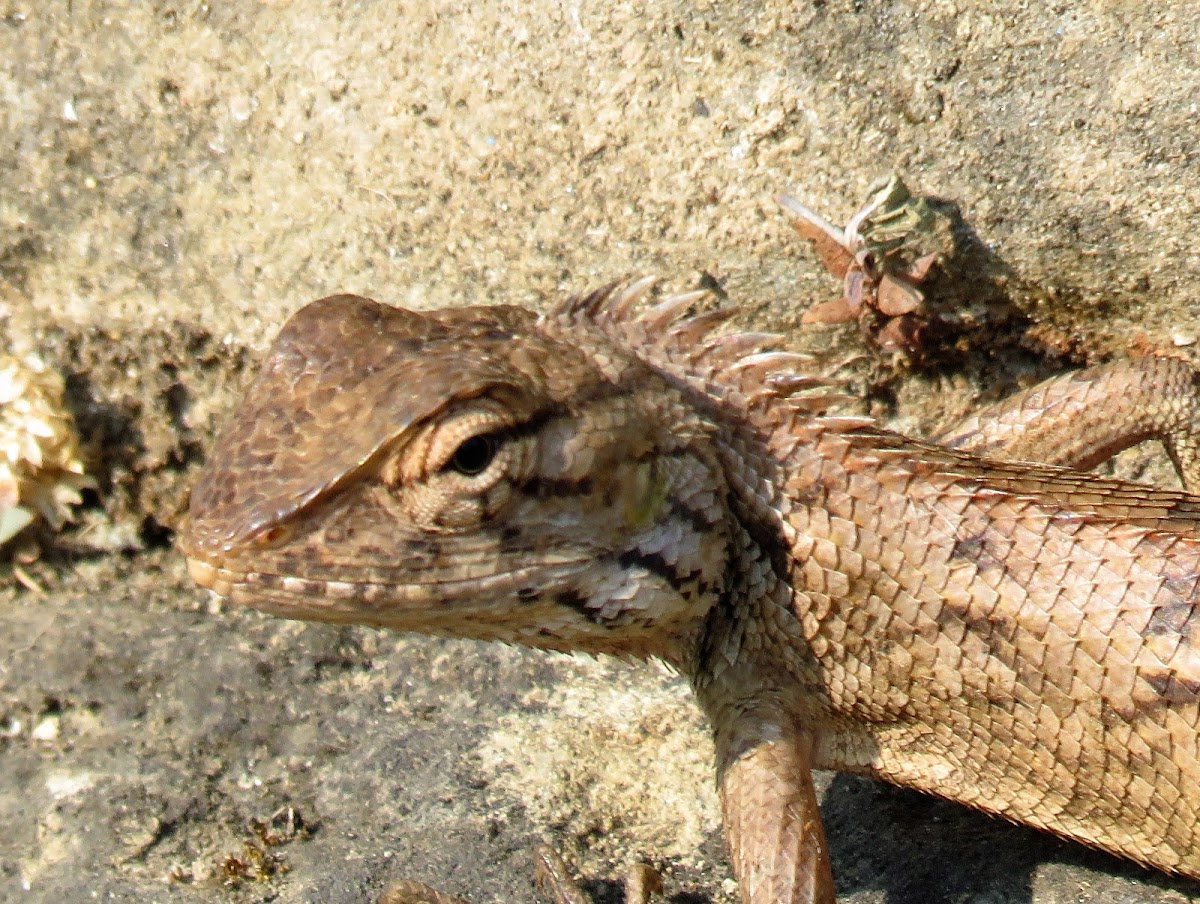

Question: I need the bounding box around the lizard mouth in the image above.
[185,553,592,625]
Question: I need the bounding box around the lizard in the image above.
[179,186,1200,904]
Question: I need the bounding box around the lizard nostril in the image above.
[256,525,291,546]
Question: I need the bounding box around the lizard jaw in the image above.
[184,551,705,659]
[184,551,595,629]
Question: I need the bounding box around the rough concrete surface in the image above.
[1,2,1199,902]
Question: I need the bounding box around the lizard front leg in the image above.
[714,710,836,904]
[935,355,1200,489]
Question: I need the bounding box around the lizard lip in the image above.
[186,557,233,596]
[184,554,594,606]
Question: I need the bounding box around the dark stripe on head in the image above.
[615,548,700,594]
[554,589,609,624]
[631,445,681,465]
[497,525,525,555]
[670,498,720,536]
[516,475,595,498]
[504,405,565,441]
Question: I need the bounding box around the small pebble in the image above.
[31,715,60,742]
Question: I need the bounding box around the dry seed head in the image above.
[0,352,91,543]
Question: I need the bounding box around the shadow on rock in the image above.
[822,772,1200,904]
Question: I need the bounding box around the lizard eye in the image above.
[448,434,497,476]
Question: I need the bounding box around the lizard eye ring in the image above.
[448,434,498,476]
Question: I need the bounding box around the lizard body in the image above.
[181,236,1200,902]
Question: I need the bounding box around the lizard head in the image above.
[180,293,732,661]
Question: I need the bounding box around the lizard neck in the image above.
[534,292,841,682]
